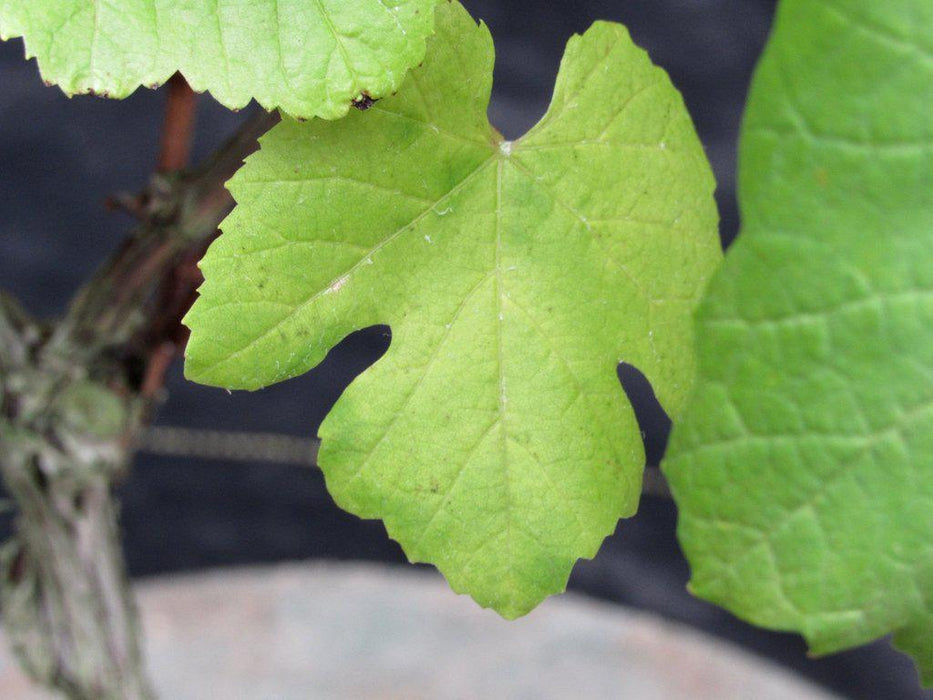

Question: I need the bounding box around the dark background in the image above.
[0,1,929,698]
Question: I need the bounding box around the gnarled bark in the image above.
[0,110,277,699]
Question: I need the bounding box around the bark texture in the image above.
[0,111,277,699]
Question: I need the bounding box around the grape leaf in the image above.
[0,0,436,119]
[663,0,933,681]
[184,0,720,617]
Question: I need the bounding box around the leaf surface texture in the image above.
[0,0,436,119]
[185,1,720,616]
[664,0,933,679]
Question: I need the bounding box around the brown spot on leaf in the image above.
[815,167,829,188]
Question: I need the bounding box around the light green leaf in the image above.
[663,0,933,681]
[0,0,436,119]
[184,1,719,617]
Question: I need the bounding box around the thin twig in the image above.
[140,343,176,400]
[137,426,672,499]
[139,426,320,466]
[156,74,198,173]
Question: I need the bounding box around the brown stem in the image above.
[156,74,198,173]
[56,110,279,363]
[139,110,280,399]
[140,343,176,400]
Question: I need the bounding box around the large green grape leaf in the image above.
[663,0,933,681]
[184,0,720,617]
[0,0,436,119]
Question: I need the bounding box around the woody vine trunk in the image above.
[0,92,277,698]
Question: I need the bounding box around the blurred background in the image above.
[0,0,928,697]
